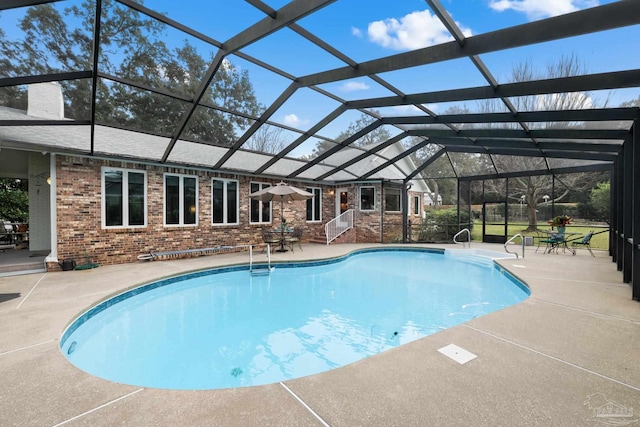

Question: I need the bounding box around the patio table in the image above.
[540,230,582,254]
[272,226,292,252]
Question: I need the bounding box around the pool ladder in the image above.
[249,244,274,275]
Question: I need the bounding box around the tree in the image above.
[590,181,610,223]
[619,95,640,108]
[404,55,607,226]
[244,123,288,154]
[0,179,29,222]
[407,106,475,208]
[311,111,391,157]
[478,54,608,230]
[0,25,28,109]
[3,0,259,145]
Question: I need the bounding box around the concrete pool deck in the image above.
[1,243,638,426]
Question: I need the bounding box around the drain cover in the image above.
[437,344,477,365]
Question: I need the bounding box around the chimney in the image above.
[28,82,65,119]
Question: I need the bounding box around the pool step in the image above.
[250,266,273,275]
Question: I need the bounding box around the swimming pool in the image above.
[60,248,529,390]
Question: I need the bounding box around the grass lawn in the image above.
[470,221,610,251]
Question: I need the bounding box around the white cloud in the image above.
[392,104,423,114]
[392,104,440,114]
[367,9,472,51]
[489,0,599,20]
[220,58,235,71]
[340,81,370,92]
[283,114,309,127]
[351,27,363,38]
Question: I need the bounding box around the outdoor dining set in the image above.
[536,229,595,256]
[250,181,312,254]
[261,227,303,253]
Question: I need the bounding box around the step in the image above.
[0,261,47,276]
[308,237,327,244]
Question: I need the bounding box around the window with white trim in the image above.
[385,187,401,212]
[250,182,272,224]
[102,168,147,228]
[164,173,197,226]
[212,178,238,225]
[360,186,375,211]
[306,187,322,222]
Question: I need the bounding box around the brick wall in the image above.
[48,157,422,270]
[50,156,332,269]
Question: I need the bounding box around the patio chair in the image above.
[535,230,550,253]
[262,230,281,253]
[571,231,595,257]
[285,227,303,252]
[1,220,14,246]
[540,231,565,254]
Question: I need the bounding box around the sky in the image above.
[2,0,638,157]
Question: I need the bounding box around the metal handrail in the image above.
[325,209,354,245]
[504,234,524,259]
[250,244,272,274]
[453,228,470,248]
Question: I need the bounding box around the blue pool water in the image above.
[60,248,529,390]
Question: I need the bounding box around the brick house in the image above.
[0,83,432,271]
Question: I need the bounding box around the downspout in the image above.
[402,180,410,243]
[45,154,57,266]
[456,179,460,233]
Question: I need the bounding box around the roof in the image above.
[1,0,639,184]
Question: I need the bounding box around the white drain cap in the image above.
[437,344,477,365]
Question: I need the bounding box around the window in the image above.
[102,168,146,228]
[385,187,401,212]
[306,187,322,222]
[164,174,197,226]
[250,182,272,223]
[413,195,420,215]
[360,186,375,211]
[212,178,238,225]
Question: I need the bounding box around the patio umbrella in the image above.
[249,182,314,252]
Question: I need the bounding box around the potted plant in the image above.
[548,214,571,232]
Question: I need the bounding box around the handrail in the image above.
[325,209,354,245]
[250,244,272,274]
[453,228,470,248]
[504,234,524,259]
[266,243,272,269]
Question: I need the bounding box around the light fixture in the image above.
[46,177,51,185]
[189,205,196,214]
[328,189,335,196]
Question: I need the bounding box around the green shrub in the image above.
[0,188,28,222]
[417,208,472,242]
